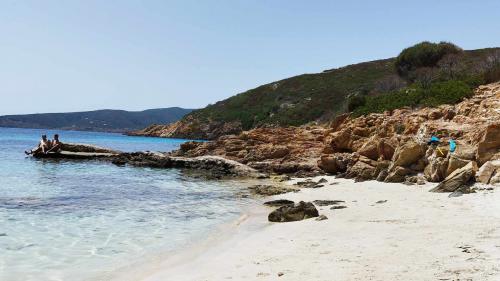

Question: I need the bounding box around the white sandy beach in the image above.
[117,177,500,281]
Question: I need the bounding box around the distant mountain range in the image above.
[0,107,194,133]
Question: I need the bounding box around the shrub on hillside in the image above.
[395,41,462,76]
[347,94,367,112]
[421,80,473,106]
[353,80,472,116]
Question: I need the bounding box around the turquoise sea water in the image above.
[0,128,256,281]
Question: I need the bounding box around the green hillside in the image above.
[186,43,500,131]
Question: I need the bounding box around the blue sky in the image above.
[1,0,499,115]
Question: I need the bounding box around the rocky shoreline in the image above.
[36,82,500,194]
[167,82,500,191]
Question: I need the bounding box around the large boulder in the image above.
[391,141,426,167]
[476,123,500,165]
[317,153,352,174]
[430,161,478,192]
[268,201,319,222]
[385,166,411,183]
[345,156,377,181]
[476,160,500,185]
[378,138,397,160]
[358,138,379,160]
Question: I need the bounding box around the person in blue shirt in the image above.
[449,139,456,153]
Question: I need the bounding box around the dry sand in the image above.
[125,177,500,281]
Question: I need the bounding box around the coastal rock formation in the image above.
[430,161,478,192]
[317,82,500,187]
[150,82,498,188]
[127,116,242,140]
[268,201,319,222]
[112,152,265,178]
[171,126,326,176]
[37,83,500,190]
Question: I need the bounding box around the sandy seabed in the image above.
[113,177,500,281]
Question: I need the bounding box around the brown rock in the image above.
[345,156,377,181]
[358,138,379,160]
[446,155,470,177]
[430,161,478,192]
[385,166,410,183]
[377,138,397,160]
[476,123,500,165]
[476,160,500,185]
[391,141,425,167]
[424,157,449,182]
[317,153,351,174]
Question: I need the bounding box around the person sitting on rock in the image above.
[46,134,62,153]
[25,134,51,155]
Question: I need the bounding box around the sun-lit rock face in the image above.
[317,82,500,188]
[170,82,499,189]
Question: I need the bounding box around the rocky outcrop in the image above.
[268,201,319,222]
[316,82,500,187]
[112,153,265,178]
[430,161,478,192]
[171,126,326,176]
[127,116,243,140]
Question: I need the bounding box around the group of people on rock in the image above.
[25,134,62,155]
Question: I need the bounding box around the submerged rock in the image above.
[268,201,319,222]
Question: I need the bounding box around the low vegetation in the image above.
[178,43,500,131]
[349,42,500,115]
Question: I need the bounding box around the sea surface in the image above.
[0,127,257,281]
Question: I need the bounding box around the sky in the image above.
[1,0,499,115]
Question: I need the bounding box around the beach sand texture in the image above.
[132,178,500,281]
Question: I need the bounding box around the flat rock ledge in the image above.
[112,153,267,178]
[31,143,266,178]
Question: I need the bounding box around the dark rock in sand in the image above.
[295,181,323,188]
[318,178,328,183]
[263,199,295,207]
[313,200,345,206]
[375,200,387,204]
[268,201,319,222]
[330,205,347,210]
[248,185,297,196]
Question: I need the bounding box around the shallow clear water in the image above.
[0,128,256,281]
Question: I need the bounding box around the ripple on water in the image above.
[0,128,256,281]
